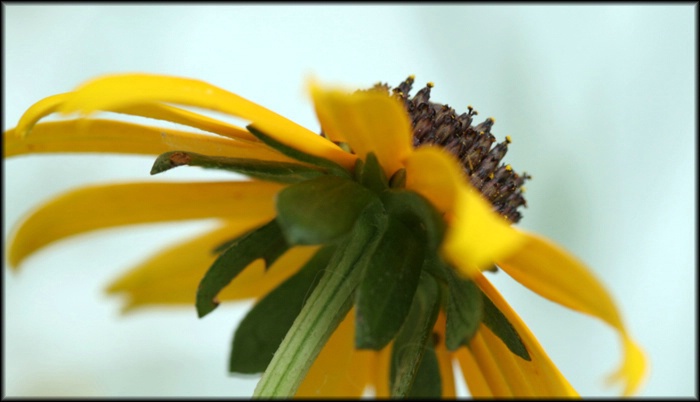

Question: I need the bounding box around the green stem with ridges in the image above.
[252,203,386,397]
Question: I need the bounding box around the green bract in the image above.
[178,148,532,397]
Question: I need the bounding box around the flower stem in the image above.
[253,207,385,397]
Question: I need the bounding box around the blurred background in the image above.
[3,4,695,397]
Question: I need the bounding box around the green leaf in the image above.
[388,168,407,189]
[150,151,328,184]
[445,271,483,350]
[480,290,531,361]
[356,152,388,193]
[380,190,447,251]
[276,175,378,245]
[229,246,335,374]
[196,220,288,318]
[247,125,350,178]
[406,341,442,398]
[355,216,426,350]
[389,273,441,398]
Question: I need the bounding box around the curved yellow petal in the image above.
[107,223,318,312]
[57,73,355,170]
[405,146,525,277]
[4,119,289,161]
[311,83,411,178]
[466,274,578,397]
[13,88,259,144]
[463,330,515,396]
[8,181,283,268]
[296,309,372,397]
[496,232,647,395]
[444,184,526,277]
[114,103,259,143]
[404,146,459,214]
[606,336,648,397]
[455,347,494,397]
[15,93,69,137]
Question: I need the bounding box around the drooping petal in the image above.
[4,119,290,161]
[296,309,372,397]
[456,274,577,397]
[14,93,70,137]
[461,330,516,396]
[311,83,412,178]
[14,88,259,143]
[56,74,355,169]
[496,232,647,395]
[114,103,259,143]
[8,181,283,268]
[455,346,494,397]
[405,146,525,277]
[107,223,318,312]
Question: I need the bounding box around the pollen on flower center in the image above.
[372,77,530,224]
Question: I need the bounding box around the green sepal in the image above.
[479,290,531,361]
[354,215,426,350]
[276,175,378,245]
[445,270,483,351]
[150,151,328,184]
[380,189,447,251]
[389,273,442,398]
[196,220,288,318]
[247,125,350,179]
[229,246,335,374]
[389,168,407,189]
[356,152,388,193]
[405,341,442,398]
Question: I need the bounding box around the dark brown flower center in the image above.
[371,76,530,224]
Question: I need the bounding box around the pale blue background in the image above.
[3,4,696,397]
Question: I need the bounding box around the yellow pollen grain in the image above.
[488,117,496,123]
[505,135,512,143]
[427,82,434,88]
[520,186,527,193]
[505,165,512,171]
[409,74,416,80]
[488,173,494,180]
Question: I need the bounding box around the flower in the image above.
[4,73,646,397]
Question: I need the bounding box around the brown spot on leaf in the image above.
[169,152,191,167]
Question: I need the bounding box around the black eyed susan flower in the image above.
[4,73,646,397]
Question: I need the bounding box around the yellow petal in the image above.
[13,88,258,143]
[114,103,259,143]
[444,184,526,277]
[455,346,494,397]
[8,181,282,268]
[311,83,412,178]
[58,73,355,169]
[14,93,69,137]
[4,119,289,161]
[404,146,459,214]
[496,232,647,395]
[107,223,318,312]
[296,309,372,397]
[462,330,515,396]
[405,146,525,276]
[606,336,648,397]
[461,274,578,397]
